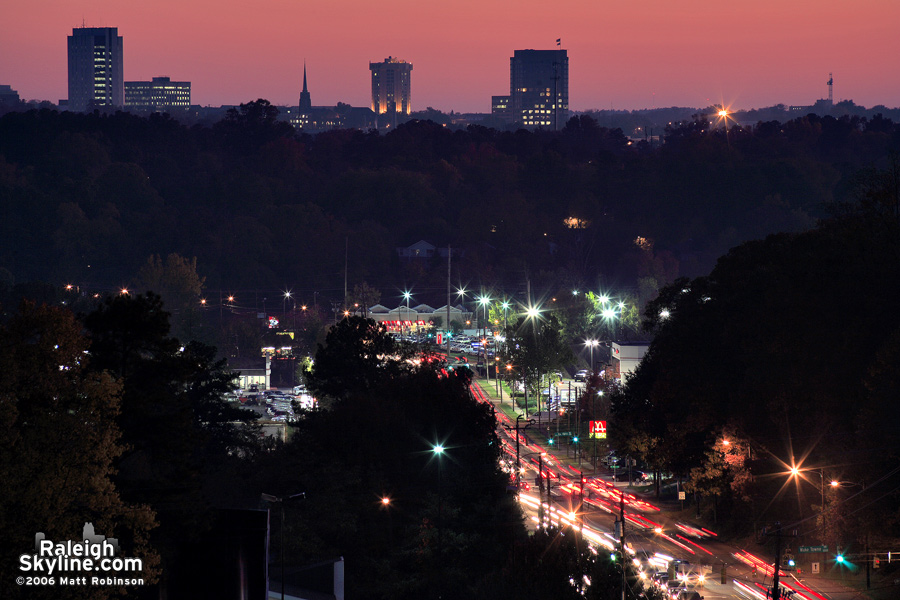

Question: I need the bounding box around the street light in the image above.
[829,479,869,588]
[432,444,446,566]
[502,415,534,490]
[403,291,412,339]
[261,492,306,600]
[585,339,599,373]
[478,295,491,381]
[523,451,549,528]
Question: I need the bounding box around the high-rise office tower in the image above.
[369,57,412,116]
[509,49,568,130]
[124,77,191,113]
[67,27,124,112]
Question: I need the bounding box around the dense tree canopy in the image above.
[0,302,159,599]
[611,205,900,545]
[3,108,898,304]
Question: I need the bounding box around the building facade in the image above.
[508,49,568,129]
[0,85,21,112]
[370,57,413,117]
[67,27,124,112]
[124,77,191,113]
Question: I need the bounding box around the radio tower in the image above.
[827,73,833,104]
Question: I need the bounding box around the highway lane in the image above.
[471,379,843,600]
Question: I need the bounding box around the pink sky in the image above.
[3,0,899,113]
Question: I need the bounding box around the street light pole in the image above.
[261,492,306,600]
[503,415,534,490]
[403,291,411,340]
[819,468,825,543]
[479,295,490,382]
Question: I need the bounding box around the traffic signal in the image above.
[573,436,579,443]
[836,554,845,564]
[548,438,555,445]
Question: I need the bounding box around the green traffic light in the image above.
[836,555,844,563]
[573,436,579,443]
[610,553,616,561]
[548,438,555,445]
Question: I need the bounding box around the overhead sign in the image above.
[799,545,828,553]
[589,421,607,439]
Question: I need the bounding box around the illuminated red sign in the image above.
[589,421,608,439]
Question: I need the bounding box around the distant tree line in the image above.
[609,190,900,554]
[2,104,899,310]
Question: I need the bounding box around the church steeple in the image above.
[299,62,311,112]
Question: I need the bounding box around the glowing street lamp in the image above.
[585,339,599,372]
[403,291,412,338]
[478,295,492,380]
[432,443,447,561]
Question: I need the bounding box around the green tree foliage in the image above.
[83,292,259,587]
[4,109,896,297]
[478,526,649,600]
[0,302,159,599]
[305,316,416,400]
[133,253,206,342]
[501,314,575,400]
[348,281,381,316]
[255,319,524,599]
[614,205,900,535]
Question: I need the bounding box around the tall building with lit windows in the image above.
[124,77,191,113]
[67,27,124,112]
[508,49,568,130]
[369,57,412,117]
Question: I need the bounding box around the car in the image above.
[612,469,645,482]
[574,369,590,382]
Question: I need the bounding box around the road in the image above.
[469,378,866,600]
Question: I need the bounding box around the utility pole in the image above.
[446,245,451,360]
[344,237,348,311]
[772,523,783,600]
[619,491,626,600]
[503,415,534,489]
[538,453,545,528]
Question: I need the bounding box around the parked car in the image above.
[574,369,590,382]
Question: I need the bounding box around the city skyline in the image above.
[3,0,899,113]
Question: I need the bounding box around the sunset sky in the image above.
[3,0,899,113]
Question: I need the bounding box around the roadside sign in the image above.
[811,562,820,574]
[678,491,686,500]
[589,421,607,439]
[799,545,828,553]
